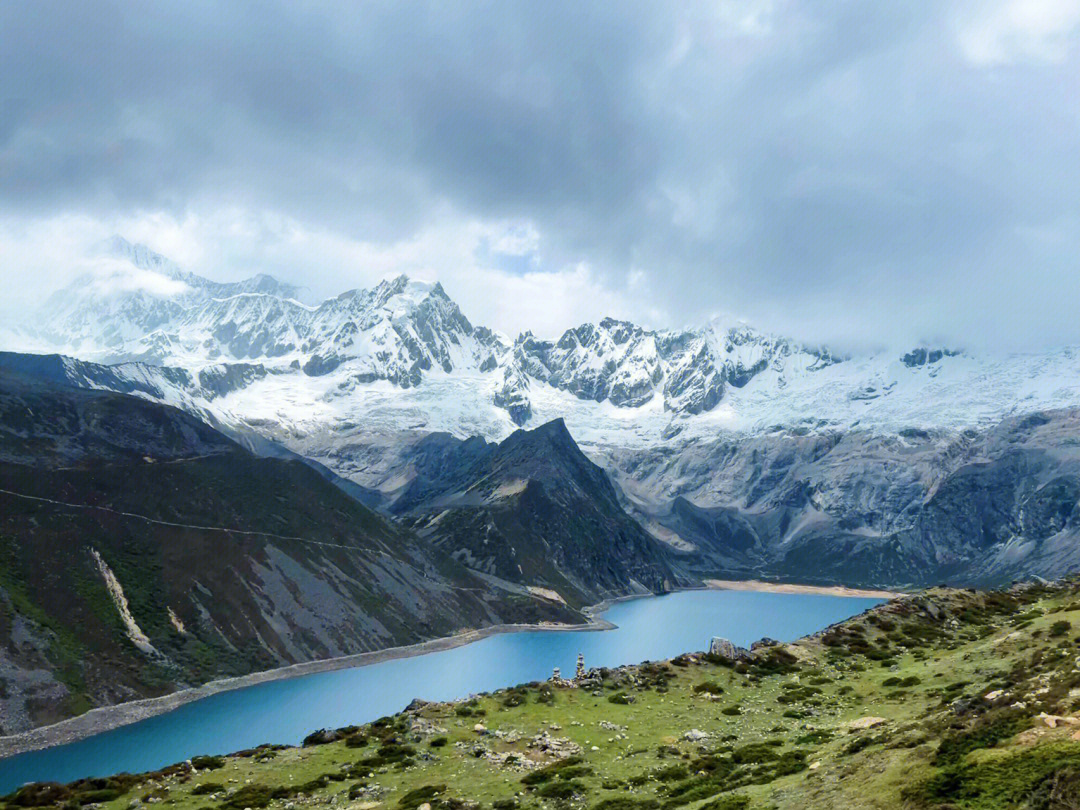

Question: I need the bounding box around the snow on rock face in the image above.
[28,240,514,396]
[13,238,1080,462]
[28,238,835,424]
[522,318,669,408]
[26,239,816,426]
[515,316,836,417]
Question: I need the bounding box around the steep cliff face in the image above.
[0,370,577,735]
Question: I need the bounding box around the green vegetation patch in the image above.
[909,743,1080,809]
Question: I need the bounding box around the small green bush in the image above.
[398,784,446,809]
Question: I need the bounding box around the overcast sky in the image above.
[1,1,1078,350]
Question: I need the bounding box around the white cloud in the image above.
[487,222,541,257]
[2,3,1078,353]
[958,0,1080,66]
[84,258,191,298]
[0,207,656,341]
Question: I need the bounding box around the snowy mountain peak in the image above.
[13,238,926,430]
[12,241,1080,448]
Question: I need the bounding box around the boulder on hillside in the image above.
[708,637,749,660]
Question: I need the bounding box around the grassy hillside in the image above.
[8,580,1080,809]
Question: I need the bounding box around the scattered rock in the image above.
[1037,713,1080,728]
[683,729,709,742]
[846,716,887,731]
[301,728,341,746]
[950,697,979,715]
[528,730,583,759]
[599,721,627,732]
[411,717,448,736]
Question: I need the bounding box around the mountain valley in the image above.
[6,239,1080,593]
[5,239,1080,739]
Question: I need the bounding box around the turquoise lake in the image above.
[0,589,883,791]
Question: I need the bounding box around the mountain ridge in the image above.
[391,416,682,605]
[14,239,1080,450]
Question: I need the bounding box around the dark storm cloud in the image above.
[1,1,1078,348]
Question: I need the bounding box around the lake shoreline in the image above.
[0,613,620,762]
[0,581,894,762]
[705,579,904,599]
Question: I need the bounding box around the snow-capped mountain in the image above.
[38,237,506,385]
[13,237,1080,463]
[20,237,841,431]
[513,317,838,417]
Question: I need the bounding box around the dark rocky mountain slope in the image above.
[0,368,579,735]
[391,419,684,607]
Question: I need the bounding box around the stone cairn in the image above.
[550,653,590,687]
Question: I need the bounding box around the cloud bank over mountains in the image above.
[1,0,1077,350]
